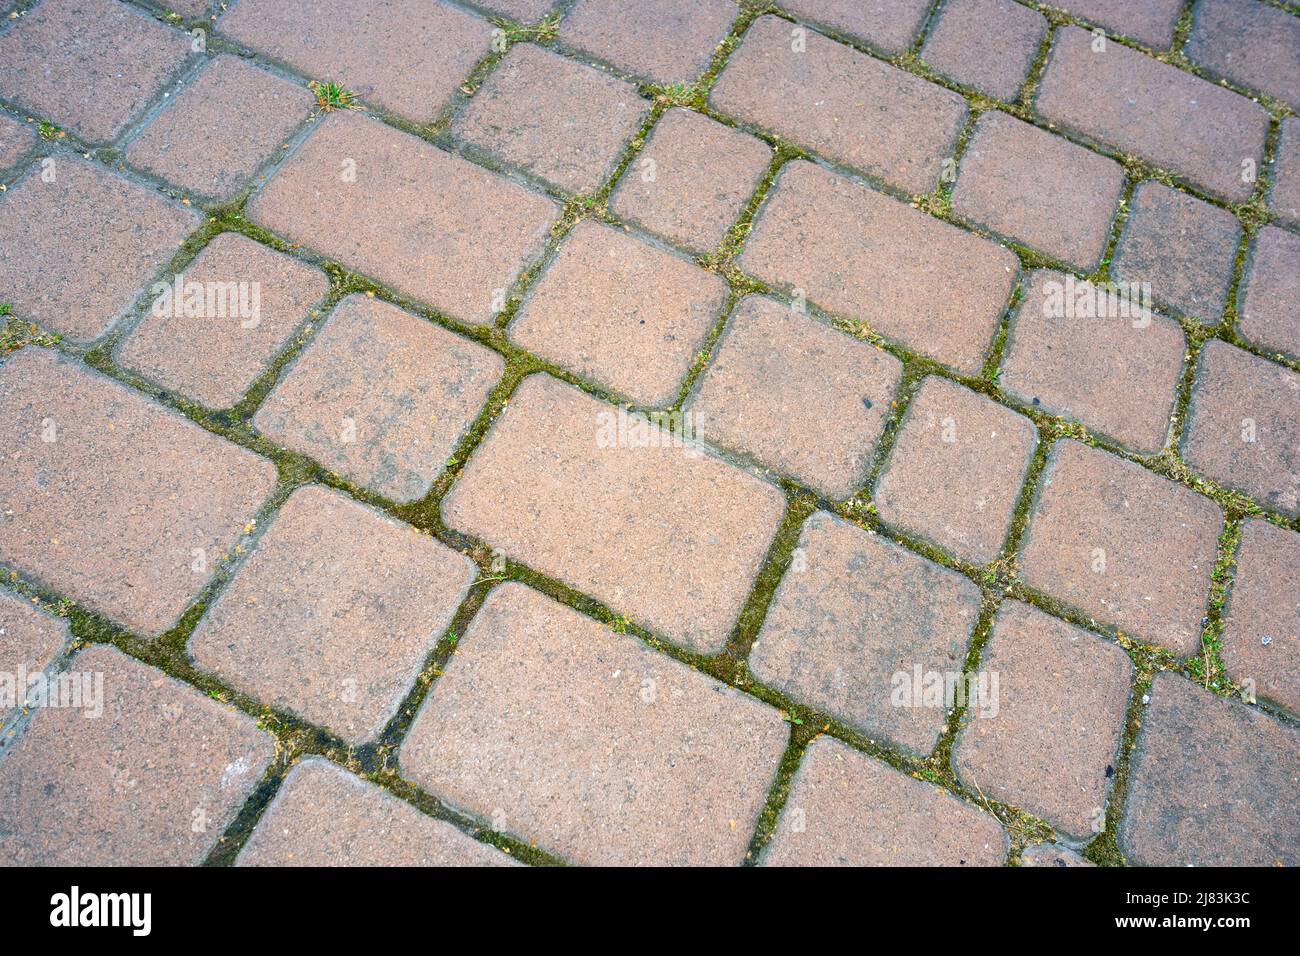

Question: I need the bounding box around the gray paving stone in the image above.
[1238,225,1300,359]
[1270,118,1300,228]
[0,591,69,724]
[1186,0,1300,109]
[1020,843,1094,867]
[1220,519,1299,715]
[558,0,737,85]
[0,112,35,175]
[921,0,1048,101]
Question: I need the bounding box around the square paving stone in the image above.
[999,270,1186,455]
[508,220,727,407]
[686,295,903,500]
[1186,0,1300,109]
[952,600,1133,838]
[1183,340,1300,517]
[711,16,967,195]
[1020,440,1222,655]
[0,348,277,638]
[953,111,1125,271]
[452,44,649,194]
[1220,520,1299,715]
[400,583,788,866]
[763,737,1008,866]
[442,375,785,654]
[1238,226,1300,359]
[558,0,736,85]
[921,0,1048,101]
[610,107,772,254]
[254,294,503,503]
[117,232,330,410]
[0,158,200,343]
[0,112,35,175]
[217,0,492,124]
[1270,118,1300,228]
[0,590,69,724]
[0,0,192,144]
[0,644,274,865]
[874,376,1037,566]
[749,511,983,755]
[778,0,933,55]
[124,55,314,203]
[248,111,557,326]
[740,160,1017,375]
[1120,672,1299,866]
[1047,0,1183,49]
[191,486,475,746]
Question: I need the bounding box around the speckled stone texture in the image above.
[921,0,1047,101]
[1271,118,1300,228]
[1238,226,1300,359]
[1186,0,1300,109]
[0,591,69,724]
[0,112,35,175]
[474,0,553,20]
[1019,844,1094,867]
[558,0,737,85]
[778,0,933,55]
[1046,0,1183,49]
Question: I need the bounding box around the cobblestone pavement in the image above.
[0,0,1296,868]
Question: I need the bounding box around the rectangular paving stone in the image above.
[0,590,69,724]
[191,486,474,746]
[442,374,786,654]
[874,376,1037,565]
[686,295,903,500]
[778,0,933,55]
[0,158,200,343]
[921,0,1048,101]
[0,644,274,865]
[508,220,727,407]
[1238,225,1300,359]
[0,111,35,176]
[247,111,558,326]
[1036,25,1270,203]
[117,232,330,410]
[474,0,553,20]
[763,737,1008,866]
[1120,672,1299,866]
[740,160,1017,374]
[1047,0,1183,49]
[953,111,1125,271]
[400,583,788,866]
[254,294,503,503]
[1182,340,1300,517]
[710,16,967,195]
[1186,0,1300,109]
[1220,519,1299,715]
[0,348,277,638]
[749,511,983,755]
[952,600,1133,838]
[218,0,492,124]
[1270,118,1300,228]
[1020,440,1222,655]
[1019,843,1094,867]
[0,0,192,144]
[558,0,737,85]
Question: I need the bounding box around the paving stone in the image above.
[509,220,727,407]
[953,111,1125,270]
[473,0,553,20]
[452,44,648,194]
[749,511,983,755]
[218,0,492,124]
[710,16,967,195]
[558,0,736,85]
[0,112,35,175]
[740,160,1017,374]
[687,296,903,500]
[117,233,330,410]
[248,111,557,326]
[763,737,1008,866]
[0,644,274,865]
[1046,0,1183,49]
[921,0,1048,101]
[1020,440,1222,655]
[1120,672,1299,866]
[1186,0,1300,109]
[1238,226,1300,359]
[610,107,772,254]
[1113,181,1241,325]
[400,583,788,866]
[1000,270,1186,455]
[1271,118,1300,228]
[442,375,785,654]
[254,294,503,503]
[0,591,69,723]
[0,0,192,144]
[1037,25,1269,203]
[874,377,1037,565]
[0,158,200,343]
[167,0,215,16]
[1183,341,1300,517]
[1019,843,1095,867]
[191,486,474,745]
[124,56,314,203]
[1220,520,1299,715]
[778,0,933,55]
[952,600,1132,837]
[0,348,277,638]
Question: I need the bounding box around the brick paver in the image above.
[1220,520,1299,715]
[1121,672,1299,866]
[778,0,933,55]
[508,220,727,407]
[764,737,1008,866]
[442,375,785,654]
[0,591,68,723]
[1019,844,1094,867]
[476,0,553,21]
[0,348,277,638]
[558,0,736,85]
[1238,226,1300,359]
[1020,440,1222,655]
[1182,340,1300,517]
[0,645,274,865]
[247,111,557,326]
[921,0,1048,102]
[741,160,1017,374]
[1047,0,1183,50]
[1271,118,1300,228]
[254,294,503,503]
[711,16,967,195]
[0,112,35,176]
[1186,0,1300,109]
[874,377,1037,565]
[400,583,788,866]
[749,511,983,755]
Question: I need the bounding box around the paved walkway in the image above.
[0,0,1296,867]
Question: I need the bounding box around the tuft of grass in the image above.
[36,120,64,141]
[308,80,361,113]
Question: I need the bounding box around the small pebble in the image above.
[1260,635,1273,647]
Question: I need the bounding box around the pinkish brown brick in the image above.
[778,0,933,55]
[1019,843,1094,866]
[1238,226,1300,359]
[921,0,1048,101]
[0,591,69,723]
[1220,519,1299,715]
[1270,118,1300,228]
[1186,0,1300,109]
[559,0,737,85]
[0,112,35,175]
[1048,0,1183,49]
